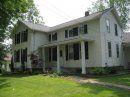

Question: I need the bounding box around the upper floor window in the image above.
[15,29,28,45]
[48,33,57,42]
[106,19,110,32]
[52,33,57,41]
[66,27,79,38]
[73,27,78,36]
[49,34,51,42]
[15,33,20,44]
[21,29,28,43]
[65,30,68,38]
[69,29,73,37]
[114,24,118,36]
[108,42,112,57]
[84,24,88,34]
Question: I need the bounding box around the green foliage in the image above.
[0,0,44,62]
[89,0,128,29]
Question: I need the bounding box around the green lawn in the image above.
[94,74,130,86]
[0,74,130,97]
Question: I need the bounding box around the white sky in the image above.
[34,0,97,27]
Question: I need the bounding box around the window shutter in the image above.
[85,42,89,59]
[84,24,88,34]
[49,48,51,61]
[65,45,68,60]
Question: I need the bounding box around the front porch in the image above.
[40,39,94,74]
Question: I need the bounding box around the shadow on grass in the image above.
[79,83,130,97]
[95,74,130,86]
[0,73,39,78]
[0,76,10,90]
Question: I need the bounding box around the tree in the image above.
[0,0,43,65]
[89,0,128,29]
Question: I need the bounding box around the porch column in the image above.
[81,41,86,74]
[42,47,46,72]
[57,45,60,73]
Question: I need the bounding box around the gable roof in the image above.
[20,20,50,32]
[17,7,120,33]
[48,12,102,32]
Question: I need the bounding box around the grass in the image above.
[94,74,130,86]
[0,74,130,97]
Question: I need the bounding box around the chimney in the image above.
[85,11,89,17]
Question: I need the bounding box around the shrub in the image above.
[89,67,104,75]
[88,66,122,75]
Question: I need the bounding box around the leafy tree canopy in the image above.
[0,0,43,64]
[89,0,128,29]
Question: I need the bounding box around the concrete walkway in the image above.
[69,76,130,91]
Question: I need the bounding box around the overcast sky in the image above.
[34,0,97,27]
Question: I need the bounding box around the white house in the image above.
[12,7,129,74]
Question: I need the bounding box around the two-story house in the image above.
[12,7,125,74]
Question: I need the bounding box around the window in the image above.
[106,19,110,32]
[15,33,20,44]
[73,43,80,60]
[69,29,73,37]
[48,47,57,61]
[21,31,24,42]
[84,24,88,34]
[68,27,79,37]
[108,42,112,57]
[65,43,80,60]
[116,44,119,58]
[21,48,27,62]
[114,24,118,36]
[49,34,51,42]
[52,47,57,61]
[14,50,20,62]
[73,27,78,36]
[65,30,68,38]
[52,33,57,41]
[60,50,62,57]
[20,29,28,43]
[49,33,57,42]
[68,44,74,59]
[24,29,28,42]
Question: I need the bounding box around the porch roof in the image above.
[41,36,95,47]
